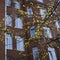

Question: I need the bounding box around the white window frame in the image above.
[37,0,43,3]
[48,47,57,60]
[5,14,12,26]
[30,26,35,37]
[5,0,11,6]
[14,0,20,9]
[16,36,25,51]
[32,47,39,60]
[27,7,33,17]
[54,20,60,28]
[43,27,52,38]
[40,9,47,18]
[5,33,13,49]
[15,17,23,29]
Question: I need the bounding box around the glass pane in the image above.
[14,1,20,9]
[27,7,33,17]
[48,47,57,60]
[16,36,25,51]
[30,26,35,37]
[5,15,12,26]
[32,47,39,60]
[5,0,11,6]
[37,0,43,3]
[43,27,52,38]
[15,18,23,28]
[5,33,12,49]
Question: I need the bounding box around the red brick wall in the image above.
[0,0,5,60]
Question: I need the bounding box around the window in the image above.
[37,0,43,3]
[48,47,57,60]
[32,47,39,60]
[16,36,25,51]
[5,14,12,26]
[54,20,60,28]
[5,0,11,6]
[30,26,35,37]
[14,0,20,9]
[15,17,23,29]
[43,27,52,38]
[40,9,47,18]
[5,33,12,49]
[27,7,33,17]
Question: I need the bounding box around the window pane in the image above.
[16,36,25,51]
[48,47,57,60]
[40,9,47,18]
[15,17,23,29]
[37,0,43,3]
[32,47,39,60]
[27,7,33,17]
[5,15,12,26]
[5,33,12,49]
[54,20,60,28]
[30,26,35,37]
[5,0,11,6]
[43,27,52,38]
[14,1,20,9]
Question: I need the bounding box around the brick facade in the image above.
[0,0,60,60]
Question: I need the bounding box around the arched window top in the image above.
[14,0,20,9]
[30,26,35,29]
[37,0,43,3]
[43,27,50,30]
[16,36,23,41]
[48,46,57,60]
[15,17,22,20]
[32,47,38,51]
[43,27,52,38]
[48,47,55,51]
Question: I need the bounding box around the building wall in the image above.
[0,0,5,60]
[0,0,60,60]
